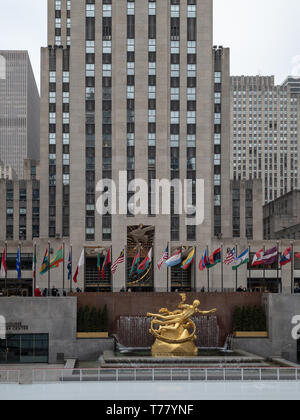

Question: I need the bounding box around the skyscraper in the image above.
[231,76,300,204]
[0,51,40,179]
[40,0,221,291]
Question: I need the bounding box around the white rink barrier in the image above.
[0,370,20,384]
[32,367,300,384]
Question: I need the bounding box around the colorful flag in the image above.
[262,246,278,266]
[73,249,84,283]
[199,249,208,271]
[111,249,125,275]
[224,248,235,265]
[232,249,249,271]
[165,249,182,267]
[251,248,264,267]
[206,248,221,269]
[138,249,152,273]
[157,246,169,270]
[32,246,37,281]
[129,250,140,278]
[67,249,72,281]
[49,246,64,270]
[0,248,7,279]
[280,247,292,266]
[181,248,195,270]
[16,247,21,281]
[97,252,101,280]
[101,248,111,280]
[40,249,50,275]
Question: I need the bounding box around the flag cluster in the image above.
[1,243,300,287]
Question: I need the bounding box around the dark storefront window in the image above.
[0,334,48,364]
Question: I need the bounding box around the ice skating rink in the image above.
[1,381,300,400]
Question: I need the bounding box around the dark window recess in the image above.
[127,15,135,38]
[148,15,156,39]
[187,18,196,41]
[86,17,95,41]
[171,18,180,40]
[103,17,112,39]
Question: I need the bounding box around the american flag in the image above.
[111,249,125,275]
[224,248,235,265]
[157,246,169,270]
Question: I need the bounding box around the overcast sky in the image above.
[0,0,300,91]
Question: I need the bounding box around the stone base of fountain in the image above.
[151,338,198,358]
[100,349,268,368]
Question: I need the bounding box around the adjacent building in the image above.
[263,189,300,240]
[0,51,40,179]
[231,75,300,204]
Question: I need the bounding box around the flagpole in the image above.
[207,245,210,292]
[70,245,73,293]
[110,245,113,292]
[235,243,238,291]
[63,241,65,292]
[97,250,100,293]
[125,245,128,291]
[48,241,51,296]
[32,242,35,296]
[20,241,22,283]
[291,242,294,295]
[277,241,279,293]
[5,241,7,296]
[34,243,37,295]
[263,244,266,286]
[248,244,251,291]
[194,246,196,292]
[221,243,224,292]
[167,242,169,293]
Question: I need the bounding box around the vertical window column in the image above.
[19,183,27,240]
[66,0,71,46]
[213,49,222,237]
[55,0,62,46]
[85,0,96,241]
[102,0,112,240]
[148,0,156,215]
[170,0,180,241]
[48,48,57,238]
[32,183,40,239]
[186,0,197,241]
[62,49,70,237]
[127,0,135,216]
[6,182,14,240]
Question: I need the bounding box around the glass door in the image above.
[0,334,49,364]
[0,339,8,363]
[6,335,21,363]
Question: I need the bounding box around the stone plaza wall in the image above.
[73,292,264,346]
[0,297,114,363]
[233,294,300,364]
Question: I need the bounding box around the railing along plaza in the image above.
[31,367,300,384]
[0,369,20,384]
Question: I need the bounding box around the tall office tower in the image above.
[213,46,231,239]
[0,51,40,179]
[40,0,216,292]
[282,76,300,95]
[231,76,300,204]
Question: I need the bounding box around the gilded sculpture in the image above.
[147,293,216,357]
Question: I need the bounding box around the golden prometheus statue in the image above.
[147,293,216,357]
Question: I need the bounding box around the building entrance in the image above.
[0,334,48,364]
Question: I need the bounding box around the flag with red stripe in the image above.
[111,249,125,275]
[157,246,168,270]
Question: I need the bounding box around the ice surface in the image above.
[0,381,300,400]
